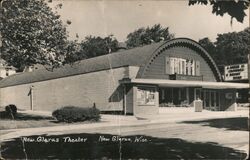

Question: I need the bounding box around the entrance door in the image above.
[202,90,220,111]
[211,91,220,110]
[204,90,210,109]
[194,88,202,100]
[210,91,215,110]
[159,88,173,105]
[159,87,189,106]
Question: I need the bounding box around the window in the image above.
[137,87,156,105]
[169,57,200,76]
[192,60,194,75]
[182,60,185,74]
[170,58,175,74]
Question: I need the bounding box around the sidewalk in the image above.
[0,116,148,141]
[0,108,249,141]
[138,107,249,123]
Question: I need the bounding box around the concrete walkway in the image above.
[0,108,248,141]
[139,107,249,123]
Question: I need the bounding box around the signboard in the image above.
[137,87,156,105]
[224,63,248,81]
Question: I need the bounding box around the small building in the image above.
[0,59,17,79]
[0,38,248,115]
[0,66,16,79]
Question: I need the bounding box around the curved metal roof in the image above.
[0,38,222,88]
[138,38,222,81]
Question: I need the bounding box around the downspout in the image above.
[29,85,34,110]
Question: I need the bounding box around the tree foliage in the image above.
[198,37,217,59]
[189,0,249,23]
[126,24,175,48]
[80,35,119,59]
[0,0,69,70]
[63,35,119,64]
[63,40,85,65]
[199,28,250,66]
[215,27,250,65]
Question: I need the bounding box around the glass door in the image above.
[211,91,215,110]
[204,90,210,109]
[202,90,220,111]
[195,88,202,100]
[216,92,220,110]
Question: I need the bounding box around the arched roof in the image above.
[138,38,222,81]
[0,38,222,88]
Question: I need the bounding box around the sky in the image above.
[51,0,249,42]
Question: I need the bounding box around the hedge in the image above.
[52,106,101,123]
[0,104,18,119]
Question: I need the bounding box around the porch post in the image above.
[123,84,127,115]
[186,88,189,104]
[171,88,173,103]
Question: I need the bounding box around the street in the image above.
[1,111,249,159]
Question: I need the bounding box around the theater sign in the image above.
[224,63,248,81]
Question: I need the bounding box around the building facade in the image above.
[0,66,16,79]
[0,38,248,115]
[223,63,249,104]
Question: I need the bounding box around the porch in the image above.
[120,78,249,114]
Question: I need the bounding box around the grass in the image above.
[0,111,57,130]
[0,111,100,130]
[0,119,58,130]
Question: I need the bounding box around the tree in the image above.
[126,24,175,48]
[0,0,69,71]
[80,35,119,59]
[215,27,250,65]
[63,40,86,64]
[199,28,250,66]
[189,0,249,23]
[198,37,217,60]
[63,35,119,64]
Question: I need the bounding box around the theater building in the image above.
[0,38,248,115]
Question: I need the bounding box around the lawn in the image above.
[0,119,58,130]
[0,111,99,130]
[0,112,58,130]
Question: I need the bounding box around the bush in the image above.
[5,104,17,117]
[52,106,101,123]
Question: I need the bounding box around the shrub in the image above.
[5,104,17,117]
[52,106,101,123]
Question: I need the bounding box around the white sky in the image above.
[51,0,249,42]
